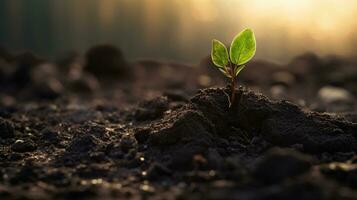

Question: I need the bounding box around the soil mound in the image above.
[148,87,357,153]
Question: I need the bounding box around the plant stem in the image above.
[229,63,236,107]
[230,75,236,107]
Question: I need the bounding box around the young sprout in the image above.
[211,28,256,107]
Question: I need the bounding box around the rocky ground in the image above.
[0,45,357,199]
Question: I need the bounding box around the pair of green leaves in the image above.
[211,28,256,77]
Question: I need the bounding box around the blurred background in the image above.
[1,0,357,64]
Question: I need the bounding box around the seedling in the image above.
[211,28,256,107]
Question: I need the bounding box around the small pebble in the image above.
[11,139,36,153]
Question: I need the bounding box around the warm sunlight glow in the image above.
[3,0,357,63]
[219,0,357,61]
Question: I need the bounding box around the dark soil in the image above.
[1,47,357,199]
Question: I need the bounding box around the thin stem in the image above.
[230,75,236,107]
[229,62,236,107]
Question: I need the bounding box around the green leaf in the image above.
[230,28,256,65]
[211,39,229,68]
[234,65,245,77]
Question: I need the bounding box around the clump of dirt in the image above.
[133,96,169,121]
[85,45,130,79]
[0,117,15,138]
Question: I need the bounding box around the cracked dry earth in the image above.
[1,87,357,200]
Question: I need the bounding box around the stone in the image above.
[316,86,355,112]
[12,139,37,153]
[318,86,354,104]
